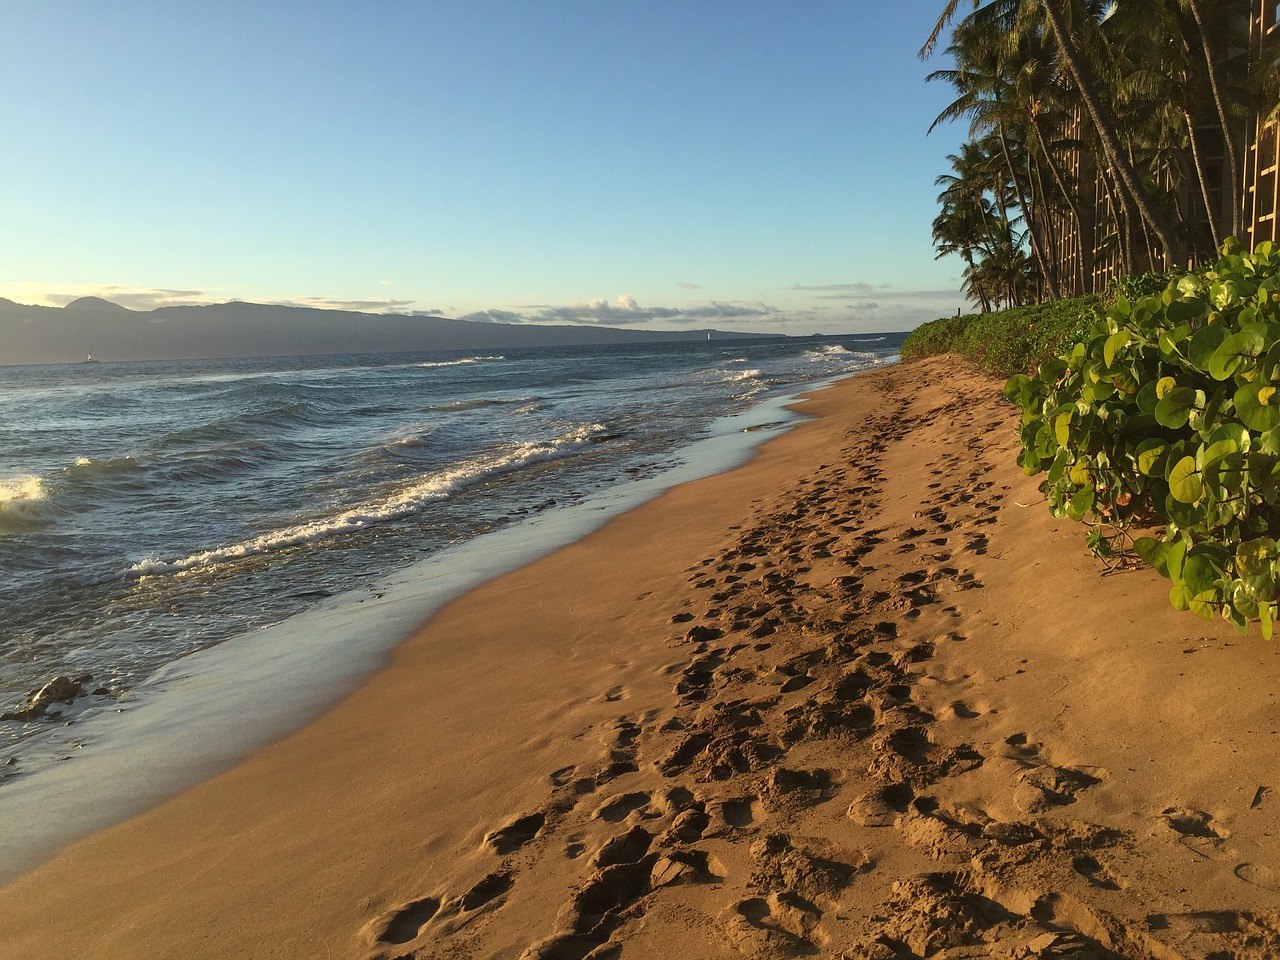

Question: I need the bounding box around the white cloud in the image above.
[273,296,416,312]
[45,286,209,310]
[531,295,779,326]
[791,281,886,296]
[458,309,526,324]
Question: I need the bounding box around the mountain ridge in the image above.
[0,297,776,365]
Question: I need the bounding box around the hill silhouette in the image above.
[0,298,771,365]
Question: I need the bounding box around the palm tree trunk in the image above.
[1099,164,1134,277]
[1031,153,1062,297]
[1040,0,1178,266]
[1032,116,1085,295]
[1183,108,1222,252]
[998,124,1060,301]
[1185,0,1242,239]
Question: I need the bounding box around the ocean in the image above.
[0,333,902,869]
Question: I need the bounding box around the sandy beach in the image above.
[2,355,1278,960]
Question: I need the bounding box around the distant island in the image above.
[0,297,775,366]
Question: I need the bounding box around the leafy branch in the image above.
[1007,241,1280,638]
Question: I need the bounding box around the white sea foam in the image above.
[128,422,606,577]
[721,368,764,383]
[0,476,46,506]
[416,355,505,369]
[0,476,50,530]
[422,396,528,413]
[66,454,143,477]
[385,434,428,449]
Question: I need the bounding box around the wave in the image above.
[66,455,145,478]
[809,344,853,357]
[720,368,764,384]
[128,422,607,576]
[0,476,47,506]
[416,355,505,370]
[385,434,429,450]
[0,476,51,531]
[422,396,532,413]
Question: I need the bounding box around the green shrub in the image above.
[902,296,1101,377]
[1006,240,1280,635]
[1100,270,1179,308]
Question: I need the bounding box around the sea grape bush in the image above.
[1006,240,1280,636]
[902,295,1100,376]
[1098,270,1179,309]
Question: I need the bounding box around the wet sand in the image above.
[1,356,1278,959]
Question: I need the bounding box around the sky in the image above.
[0,1,969,336]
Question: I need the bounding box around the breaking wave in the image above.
[0,476,51,531]
[416,355,505,369]
[128,422,607,576]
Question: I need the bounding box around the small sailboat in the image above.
[83,352,99,364]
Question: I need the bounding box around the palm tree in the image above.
[929,6,1062,299]
[926,0,1181,267]
[933,142,1008,310]
[1181,0,1244,239]
[1039,0,1179,265]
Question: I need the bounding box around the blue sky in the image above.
[0,1,968,335]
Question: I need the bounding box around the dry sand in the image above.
[1,355,1278,959]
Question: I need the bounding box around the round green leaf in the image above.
[1004,374,1033,408]
[1188,324,1229,370]
[1188,591,1218,621]
[1200,438,1238,468]
[1136,378,1160,414]
[1135,438,1168,476]
[1067,485,1095,520]
[1168,455,1205,505]
[1234,382,1280,432]
[1183,547,1227,595]
[1155,387,1198,429]
[1054,410,1074,447]
[1208,325,1266,380]
[1134,536,1170,576]
[1104,329,1130,369]
[1232,582,1261,620]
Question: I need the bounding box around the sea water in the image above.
[0,335,902,777]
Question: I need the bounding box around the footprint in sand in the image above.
[1235,862,1280,890]
[523,859,654,958]
[367,872,514,948]
[660,806,711,844]
[369,896,441,945]
[717,797,767,829]
[725,895,821,955]
[1162,806,1228,840]
[593,791,652,823]
[1013,763,1104,813]
[847,782,915,827]
[483,812,546,854]
[591,825,653,868]
[458,872,514,910]
[1072,853,1124,890]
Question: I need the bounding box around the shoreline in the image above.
[2,356,1278,959]
[0,376,829,884]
